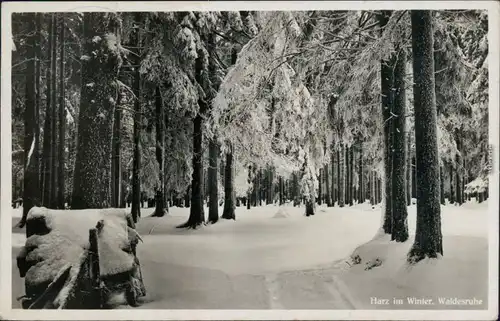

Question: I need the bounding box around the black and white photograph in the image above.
[0,1,498,320]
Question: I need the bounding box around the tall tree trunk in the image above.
[406,134,412,205]
[152,86,167,217]
[379,10,395,234]
[130,14,142,221]
[325,162,332,207]
[247,165,252,210]
[222,146,236,219]
[369,171,375,205]
[72,13,121,209]
[455,136,462,205]
[331,152,336,206]
[349,146,354,206]
[20,13,41,228]
[338,145,345,207]
[317,170,322,205]
[411,156,417,198]
[358,145,363,204]
[408,10,443,263]
[440,166,445,205]
[207,140,219,223]
[111,89,123,207]
[391,44,409,242]
[279,176,284,205]
[42,14,55,208]
[179,48,208,228]
[49,13,59,210]
[57,15,66,209]
[449,164,455,204]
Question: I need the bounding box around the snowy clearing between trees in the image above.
[11,200,488,309]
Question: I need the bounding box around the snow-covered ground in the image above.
[10,200,489,310]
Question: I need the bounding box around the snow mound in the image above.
[339,233,488,309]
[272,207,290,218]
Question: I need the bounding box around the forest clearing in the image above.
[7,6,493,312]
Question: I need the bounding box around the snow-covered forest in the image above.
[10,9,491,310]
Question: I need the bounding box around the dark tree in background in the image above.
[408,10,443,263]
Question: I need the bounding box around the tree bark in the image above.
[391,44,409,242]
[408,10,443,263]
[20,13,41,228]
[411,156,417,198]
[379,10,395,234]
[72,13,121,209]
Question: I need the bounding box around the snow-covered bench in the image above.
[16,207,145,309]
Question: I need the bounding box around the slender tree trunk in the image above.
[408,10,443,263]
[222,146,236,220]
[338,145,345,207]
[325,162,332,207]
[130,14,142,221]
[247,165,252,210]
[279,176,284,205]
[331,152,336,206]
[449,164,455,204]
[406,134,412,205]
[49,13,59,210]
[369,171,375,205]
[57,15,66,209]
[20,13,41,228]
[440,166,445,205]
[152,86,167,217]
[455,136,462,205]
[207,139,219,223]
[391,45,409,242]
[358,145,363,204]
[411,156,417,198]
[42,14,55,208]
[379,10,395,234]
[111,89,123,207]
[349,146,354,206]
[317,170,322,205]
[72,13,121,209]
